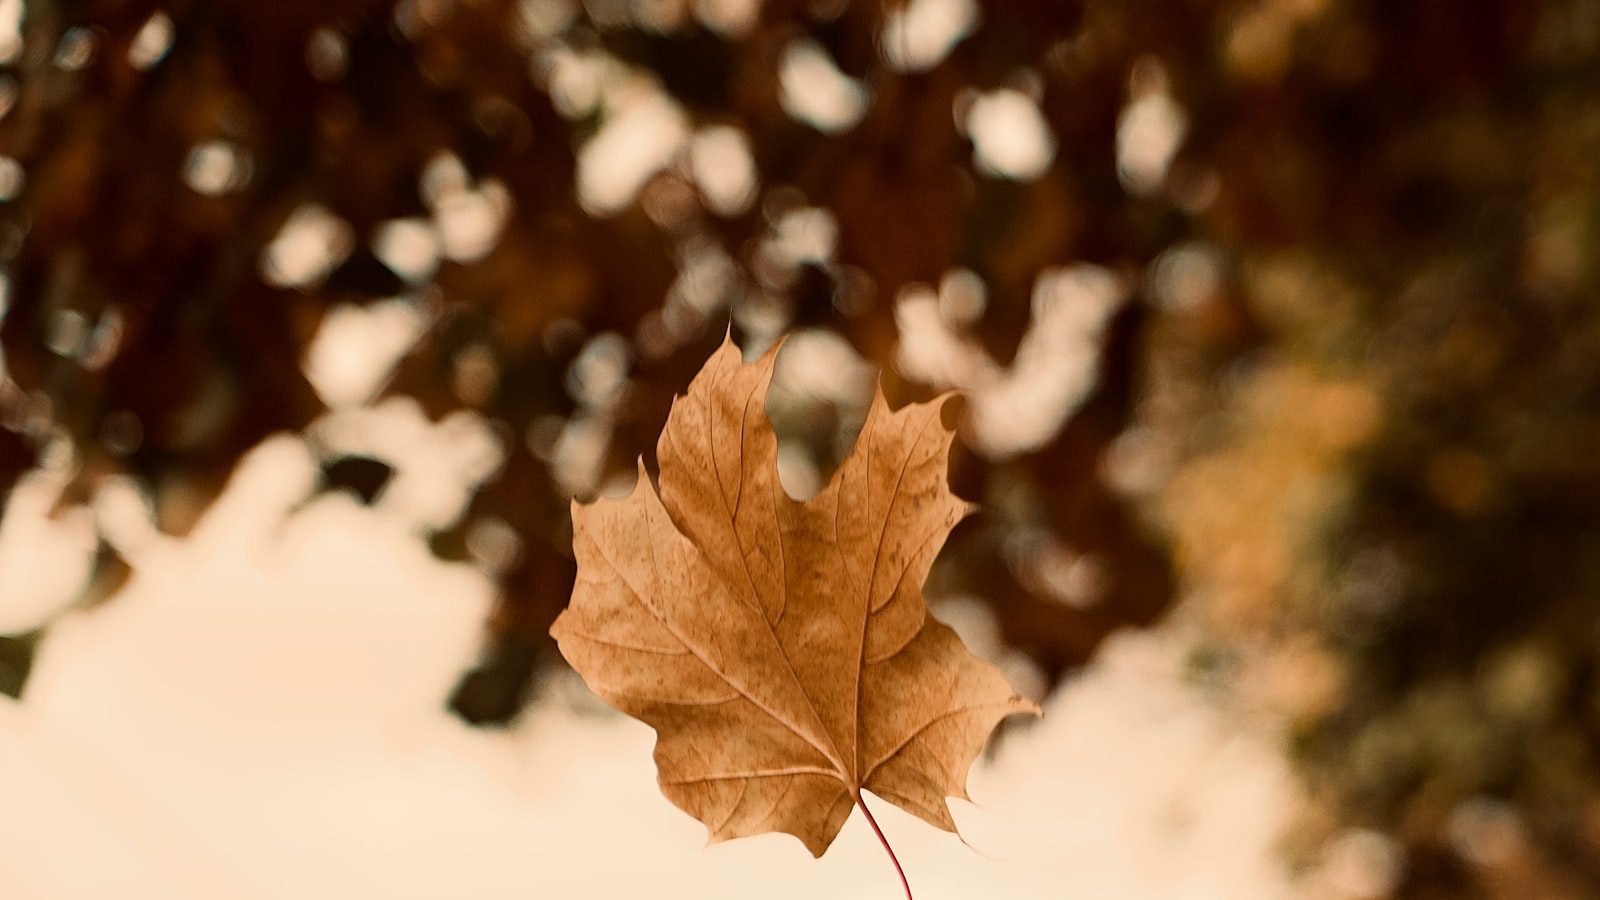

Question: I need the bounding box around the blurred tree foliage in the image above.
[3,0,1600,895]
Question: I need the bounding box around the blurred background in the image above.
[1,0,1598,897]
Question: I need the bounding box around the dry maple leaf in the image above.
[550,335,1039,898]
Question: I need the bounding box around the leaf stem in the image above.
[853,790,913,900]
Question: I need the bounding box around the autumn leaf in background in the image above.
[551,336,1037,897]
